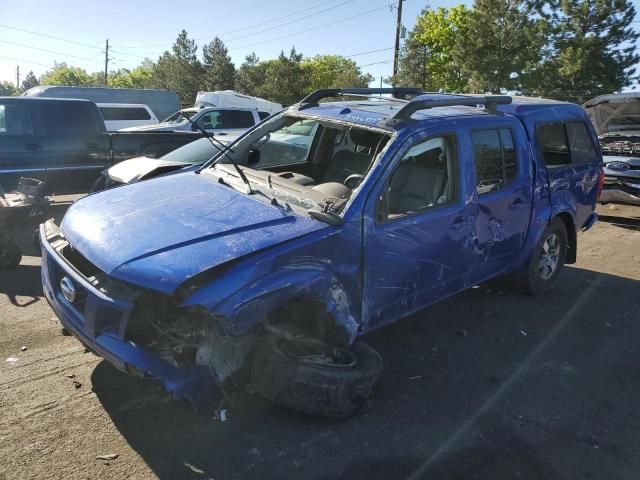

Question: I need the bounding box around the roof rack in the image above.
[383,95,513,126]
[297,88,424,110]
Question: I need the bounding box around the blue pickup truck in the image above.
[40,89,603,416]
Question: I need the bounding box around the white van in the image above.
[194,91,282,117]
[97,103,159,131]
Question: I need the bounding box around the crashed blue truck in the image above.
[40,88,603,416]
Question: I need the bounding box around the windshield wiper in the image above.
[185,117,253,193]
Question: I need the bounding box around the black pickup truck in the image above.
[0,97,200,193]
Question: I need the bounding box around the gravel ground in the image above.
[1,204,639,480]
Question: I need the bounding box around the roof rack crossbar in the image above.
[383,95,513,126]
[298,88,423,110]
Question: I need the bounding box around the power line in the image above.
[224,0,356,43]
[0,23,103,50]
[229,5,388,51]
[346,47,394,57]
[360,60,392,67]
[0,39,105,63]
[0,55,50,68]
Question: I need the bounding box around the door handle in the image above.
[24,143,41,151]
[451,215,466,225]
[509,198,525,209]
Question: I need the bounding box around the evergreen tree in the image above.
[153,30,204,105]
[458,0,544,93]
[235,53,267,96]
[259,48,310,105]
[21,71,39,91]
[202,37,236,91]
[531,0,639,102]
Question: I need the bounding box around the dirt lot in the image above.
[1,204,639,480]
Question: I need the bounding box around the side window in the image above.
[258,111,270,120]
[41,103,101,136]
[221,110,255,129]
[384,135,458,219]
[536,122,571,167]
[566,121,598,165]
[0,103,34,135]
[99,107,152,121]
[471,128,518,194]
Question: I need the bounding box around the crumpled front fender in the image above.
[186,268,360,345]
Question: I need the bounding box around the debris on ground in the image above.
[609,205,618,210]
[5,357,18,363]
[96,454,118,461]
[65,374,75,378]
[185,462,205,474]
[73,380,82,389]
[409,375,422,381]
[456,329,469,337]
[521,330,528,336]
[20,346,27,351]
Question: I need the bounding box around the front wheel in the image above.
[513,218,568,296]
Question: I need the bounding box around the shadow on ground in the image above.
[91,266,640,480]
[598,212,640,232]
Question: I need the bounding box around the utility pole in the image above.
[392,0,405,80]
[16,65,20,89]
[104,39,109,86]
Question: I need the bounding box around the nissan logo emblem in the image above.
[606,161,630,171]
[60,276,76,303]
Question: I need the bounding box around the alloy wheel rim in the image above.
[538,233,560,280]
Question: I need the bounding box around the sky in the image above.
[0,0,638,90]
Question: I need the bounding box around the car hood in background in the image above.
[107,156,195,184]
[584,94,640,135]
[61,172,327,293]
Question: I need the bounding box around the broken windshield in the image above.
[163,110,198,125]
[208,113,391,213]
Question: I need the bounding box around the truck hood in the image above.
[61,172,327,294]
[119,122,182,132]
[584,95,640,135]
[107,156,193,184]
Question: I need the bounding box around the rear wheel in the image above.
[0,237,22,268]
[513,218,568,296]
[250,334,383,417]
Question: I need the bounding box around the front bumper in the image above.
[40,221,214,405]
[600,176,640,205]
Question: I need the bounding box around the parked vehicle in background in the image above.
[122,91,282,140]
[92,137,218,190]
[22,86,179,122]
[194,90,282,115]
[585,92,640,205]
[0,97,200,193]
[97,103,159,131]
[41,88,602,418]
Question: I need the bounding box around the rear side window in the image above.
[536,123,570,167]
[222,110,255,128]
[258,111,270,120]
[40,103,102,136]
[0,103,34,135]
[566,121,598,165]
[472,128,518,194]
[99,107,152,121]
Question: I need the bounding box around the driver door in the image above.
[362,131,472,330]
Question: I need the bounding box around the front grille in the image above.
[49,261,89,314]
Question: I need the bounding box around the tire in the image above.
[0,238,22,269]
[250,334,383,417]
[88,174,107,194]
[512,218,568,296]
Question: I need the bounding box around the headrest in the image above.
[349,128,385,149]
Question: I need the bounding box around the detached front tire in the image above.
[250,334,383,417]
[513,218,568,296]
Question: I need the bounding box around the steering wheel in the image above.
[344,174,364,189]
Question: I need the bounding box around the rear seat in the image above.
[389,147,448,214]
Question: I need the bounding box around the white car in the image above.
[97,103,159,131]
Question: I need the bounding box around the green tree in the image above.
[40,62,93,86]
[153,30,204,104]
[0,81,19,96]
[302,54,373,92]
[259,48,310,105]
[390,22,432,89]
[458,0,544,93]
[21,71,39,91]
[202,37,236,91]
[108,61,156,89]
[235,53,267,96]
[530,0,639,102]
